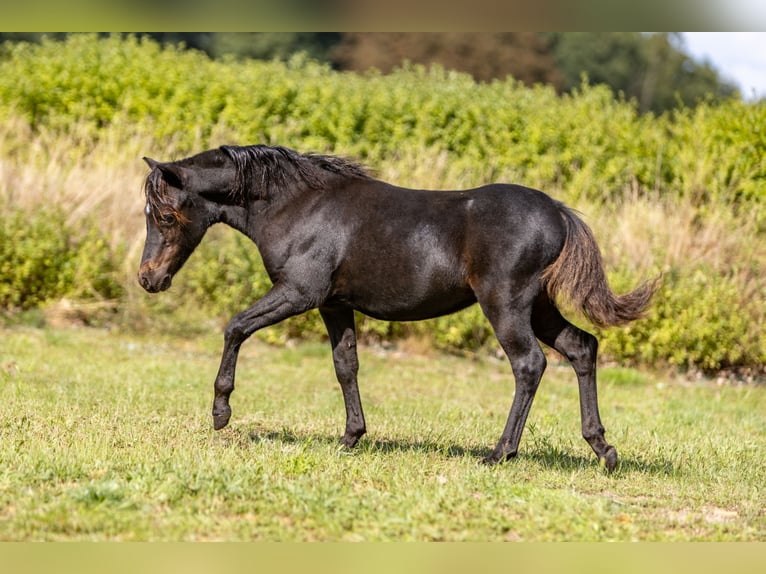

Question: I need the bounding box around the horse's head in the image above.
[137,152,235,293]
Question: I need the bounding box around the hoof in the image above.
[339,431,364,449]
[481,449,516,466]
[212,407,231,431]
[599,446,618,473]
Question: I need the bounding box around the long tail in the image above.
[541,205,660,328]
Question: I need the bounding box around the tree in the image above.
[549,33,644,98]
[330,33,564,88]
[641,33,737,112]
[549,32,737,113]
[206,33,341,62]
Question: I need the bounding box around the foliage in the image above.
[1,32,739,115]
[206,32,342,62]
[549,33,737,114]
[0,35,756,199]
[330,32,565,87]
[0,34,764,373]
[598,266,766,372]
[667,100,766,213]
[0,207,123,310]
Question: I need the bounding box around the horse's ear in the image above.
[143,158,189,190]
[143,157,160,170]
[143,156,233,196]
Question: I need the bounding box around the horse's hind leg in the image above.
[477,285,547,464]
[531,294,618,472]
[319,306,366,448]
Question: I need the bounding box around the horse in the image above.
[138,144,658,471]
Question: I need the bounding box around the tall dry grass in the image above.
[1,116,148,239]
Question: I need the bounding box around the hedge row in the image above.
[2,34,764,209]
[0,208,123,310]
[1,34,765,372]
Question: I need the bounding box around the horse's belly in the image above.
[342,282,477,322]
[361,297,477,322]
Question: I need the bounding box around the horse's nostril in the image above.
[159,274,172,291]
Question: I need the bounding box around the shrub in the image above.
[1,34,765,372]
[598,266,766,372]
[0,207,123,310]
[0,208,72,309]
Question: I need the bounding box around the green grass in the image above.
[0,326,763,541]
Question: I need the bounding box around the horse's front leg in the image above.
[212,284,310,430]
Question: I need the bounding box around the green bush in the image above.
[598,266,766,372]
[0,209,71,309]
[0,207,123,310]
[4,35,764,211]
[666,101,766,214]
[2,34,765,372]
[1,35,763,211]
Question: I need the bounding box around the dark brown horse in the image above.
[138,144,657,471]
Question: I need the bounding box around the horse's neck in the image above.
[217,202,252,237]
[218,198,275,243]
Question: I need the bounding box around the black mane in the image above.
[220,145,372,202]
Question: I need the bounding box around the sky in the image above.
[680,32,766,100]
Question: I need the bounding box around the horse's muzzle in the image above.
[137,267,172,293]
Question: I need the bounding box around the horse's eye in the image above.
[159,212,177,227]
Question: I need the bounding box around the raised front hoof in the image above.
[212,408,232,431]
[598,446,619,473]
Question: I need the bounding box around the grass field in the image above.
[0,325,764,541]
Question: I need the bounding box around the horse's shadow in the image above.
[241,426,678,476]
[244,427,485,459]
